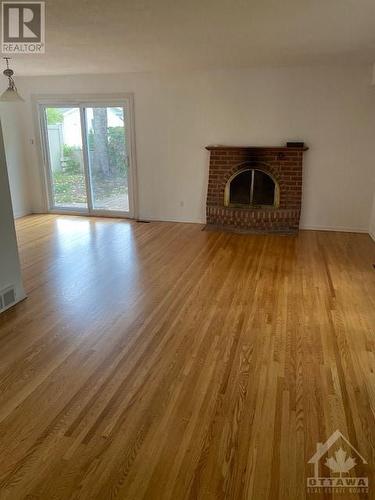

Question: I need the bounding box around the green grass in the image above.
[52,171,127,205]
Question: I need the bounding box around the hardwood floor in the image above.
[0,214,374,499]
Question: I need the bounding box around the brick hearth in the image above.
[205,145,308,233]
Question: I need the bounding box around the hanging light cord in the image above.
[3,57,18,91]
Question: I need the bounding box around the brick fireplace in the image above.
[205,145,308,233]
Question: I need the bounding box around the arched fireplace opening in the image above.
[224,168,279,208]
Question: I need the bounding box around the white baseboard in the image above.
[299,224,368,234]
[14,209,32,219]
[369,231,375,242]
[138,215,205,224]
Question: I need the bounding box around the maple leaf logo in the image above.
[325,448,356,475]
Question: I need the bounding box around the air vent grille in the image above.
[0,286,16,312]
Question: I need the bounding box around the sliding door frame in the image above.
[33,93,138,219]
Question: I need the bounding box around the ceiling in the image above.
[8,0,375,76]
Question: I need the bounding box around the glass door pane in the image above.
[85,107,129,213]
[252,170,276,206]
[44,107,88,210]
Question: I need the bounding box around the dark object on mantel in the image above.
[286,141,305,148]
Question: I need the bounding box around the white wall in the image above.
[0,104,31,218]
[14,65,375,230]
[0,119,26,310]
[369,193,375,241]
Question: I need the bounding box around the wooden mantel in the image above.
[205,145,309,152]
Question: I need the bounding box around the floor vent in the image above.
[0,286,16,311]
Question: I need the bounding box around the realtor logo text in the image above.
[1,1,45,54]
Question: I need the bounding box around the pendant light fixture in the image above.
[0,58,24,102]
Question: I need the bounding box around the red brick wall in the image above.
[206,146,308,233]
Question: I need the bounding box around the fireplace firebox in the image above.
[226,168,278,208]
[206,145,308,233]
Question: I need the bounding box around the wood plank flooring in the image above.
[0,214,374,499]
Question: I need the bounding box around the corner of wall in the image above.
[0,119,26,310]
[0,103,32,218]
[369,192,375,242]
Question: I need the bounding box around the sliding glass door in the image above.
[44,107,88,210]
[40,98,135,217]
[85,107,129,212]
